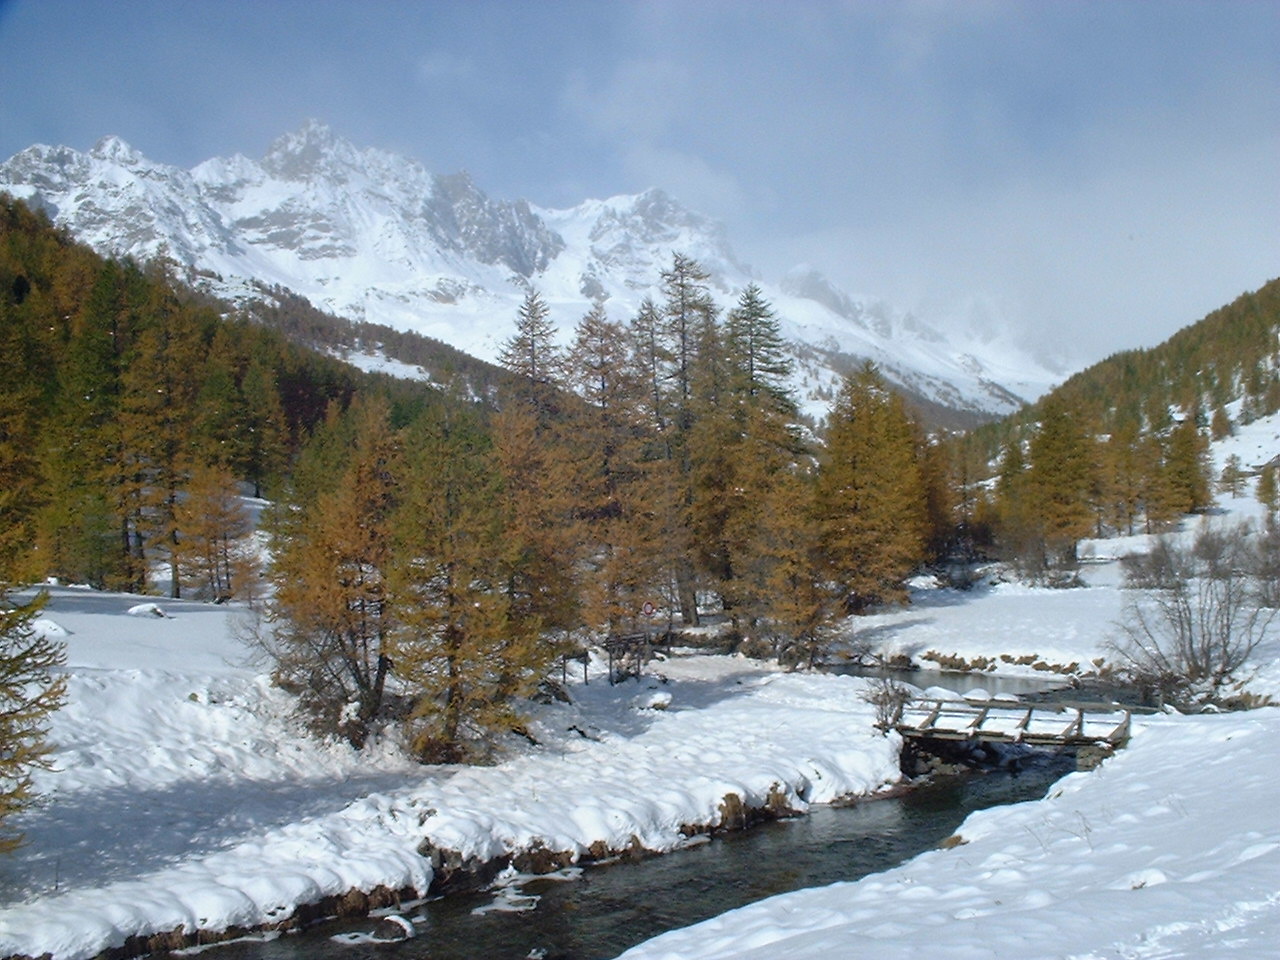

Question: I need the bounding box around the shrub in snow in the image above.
[1111,522,1276,708]
[860,677,914,730]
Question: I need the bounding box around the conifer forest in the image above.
[5,195,1276,762]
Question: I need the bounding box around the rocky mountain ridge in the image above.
[0,120,1061,422]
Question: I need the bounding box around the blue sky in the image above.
[1,0,1276,364]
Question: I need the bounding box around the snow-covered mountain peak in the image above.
[89,134,146,167]
[535,186,746,299]
[260,119,367,182]
[779,265,931,343]
[0,124,1066,421]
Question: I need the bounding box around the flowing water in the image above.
[211,752,1073,960]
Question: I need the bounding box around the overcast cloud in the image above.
[0,0,1275,368]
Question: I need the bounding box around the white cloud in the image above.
[621,144,749,223]
[561,58,693,141]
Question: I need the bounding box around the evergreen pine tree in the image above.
[498,288,562,389]
[0,298,51,579]
[119,280,203,596]
[0,588,66,853]
[711,288,805,628]
[1164,414,1212,514]
[1024,398,1096,567]
[725,283,795,413]
[389,402,542,761]
[267,397,400,746]
[814,365,925,611]
[37,261,132,588]
[918,432,960,565]
[993,437,1040,567]
[239,357,289,500]
[658,254,718,624]
[190,327,246,472]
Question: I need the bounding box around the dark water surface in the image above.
[211,753,1072,960]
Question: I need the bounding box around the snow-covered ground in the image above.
[4,412,1280,959]
[0,600,899,960]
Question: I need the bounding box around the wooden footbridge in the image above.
[890,698,1132,750]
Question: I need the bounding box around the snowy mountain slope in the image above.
[0,121,1063,420]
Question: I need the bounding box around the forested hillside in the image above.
[1023,278,1280,434]
[970,277,1280,572]
[236,281,511,401]
[0,195,444,592]
[1,194,977,759]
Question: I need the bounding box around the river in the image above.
[210,750,1074,960]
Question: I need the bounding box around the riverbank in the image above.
[0,597,901,960]
[201,756,1075,960]
[617,705,1280,960]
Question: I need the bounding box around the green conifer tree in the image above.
[0,588,66,853]
[389,403,543,761]
[267,396,400,747]
[37,261,132,588]
[119,281,203,596]
[239,357,289,500]
[1024,398,1096,567]
[1164,415,1212,514]
[814,365,925,611]
[725,283,795,413]
[499,288,562,389]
